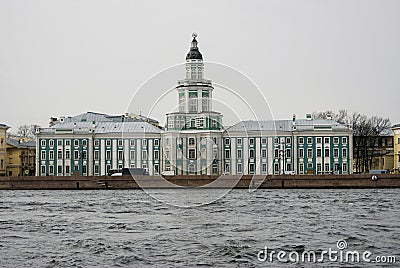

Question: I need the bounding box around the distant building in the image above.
[0,124,9,176]
[393,124,400,173]
[35,34,353,176]
[6,138,36,176]
[0,124,36,176]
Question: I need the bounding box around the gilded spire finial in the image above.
[192,32,197,39]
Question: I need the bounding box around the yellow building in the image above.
[0,124,36,176]
[369,135,394,172]
[393,124,400,173]
[0,124,9,176]
[6,138,36,176]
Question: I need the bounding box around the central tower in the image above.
[166,33,222,131]
[163,33,223,175]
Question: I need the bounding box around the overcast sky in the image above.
[1,0,399,131]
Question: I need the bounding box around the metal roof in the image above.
[40,121,162,134]
[6,138,36,149]
[226,119,351,133]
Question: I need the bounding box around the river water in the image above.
[0,189,399,267]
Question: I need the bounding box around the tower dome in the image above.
[186,33,203,60]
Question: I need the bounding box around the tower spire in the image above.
[186,32,203,60]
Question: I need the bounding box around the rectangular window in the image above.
[106,139,111,147]
[58,140,62,146]
[342,148,347,158]
[225,149,230,159]
[324,148,330,157]
[74,165,79,172]
[188,149,196,159]
[66,150,70,159]
[74,140,79,147]
[274,137,279,144]
[41,140,46,147]
[307,162,313,169]
[82,151,87,160]
[58,165,62,174]
[299,148,304,158]
[154,164,159,174]
[249,163,255,173]
[334,137,339,144]
[130,150,135,160]
[286,149,291,158]
[118,139,123,147]
[94,150,99,160]
[106,150,111,160]
[130,139,135,147]
[307,137,312,144]
[237,149,242,159]
[299,137,304,144]
[237,138,242,146]
[334,163,340,172]
[325,163,330,172]
[49,165,54,174]
[118,150,123,160]
[261,138,267,145]
[317,163,322,172]
[343,163,348,172]
[274,163,279,173]
[224,163,230,173]
[317,148,322,157]
[342,137,348,144]
[57,150,62,159]
[154,150,159,160]
[142,150,148,159]
[49,140,54,147]
[286,137,291,144]
[154,139,159,147]
[94,165,99,174]
[106,164,111,173]
[225,138,230,145]
[41,150,46,160]
[65,140,70,146]
[82,165,87,174]
[49,151,54,160]
[189,138,195,146]
[334,148,339,158]
[94,140,99,147]
[249,149,255,159]
[74,151,79,159]
[262,149,267,158]
[249,138,254,146]
[299,163,304,173]
[324,137,330,144]
[286,163,292,171]
[142,139,147,147]
[237,163,242,173]
[274,149,279,158]
[82,140,87,147]
[65,165,70,174]
[262,163,267,173]
[316,137,322,144]
[307,148,313,158]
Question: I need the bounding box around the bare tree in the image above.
[15,125,40,139]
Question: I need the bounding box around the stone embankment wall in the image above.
[0,174,399,190]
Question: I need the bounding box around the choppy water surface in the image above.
[0,189,399,267]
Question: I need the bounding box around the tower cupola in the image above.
[186,33,203,60]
